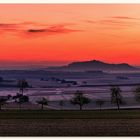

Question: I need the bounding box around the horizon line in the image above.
[0,59,139,66]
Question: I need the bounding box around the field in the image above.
[0,109,140,136]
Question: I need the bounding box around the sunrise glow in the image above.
[0,4,140,65]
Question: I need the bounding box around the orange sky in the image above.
[0,4,140,65]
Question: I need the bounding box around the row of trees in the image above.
[60,86,140,110]
[0,93,48,110]
[0,79,140,111]
[70,86,140,110]
[70,88,124,110]
[31,86,140,111]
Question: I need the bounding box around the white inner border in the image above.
[0,0,140,139]
[0,0,140,3]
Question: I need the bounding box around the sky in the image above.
[0,4,140,66]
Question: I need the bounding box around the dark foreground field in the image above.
[0,109,140,136]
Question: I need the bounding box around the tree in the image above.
[96,99,105,111]
[13,93,23,102]
[110,86,124,110]
[70,91,90,110]
[17,79,29,95]
[133,86,140,102]
[0,98,7,110]
[59,100,65,110]
[36,97,48,110]
[0,95,11,110]
[15,94,29,110]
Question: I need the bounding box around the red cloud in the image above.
[0,22,81,38]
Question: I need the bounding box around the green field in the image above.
[0,109,140,136]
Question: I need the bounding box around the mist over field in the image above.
[0,60,139,110]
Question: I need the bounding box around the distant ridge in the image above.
[47,60,138,71]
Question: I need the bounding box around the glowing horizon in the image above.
[0,4,140,65]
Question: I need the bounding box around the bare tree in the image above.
[17,79,29,95]
[133,86,140,102]
[70,91,90,110]
[0,98,7,110]
[0,95,11,110]
[110,86,124,110]
[36,97,48,110]
[15,95,29,110]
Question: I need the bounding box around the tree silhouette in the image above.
[36,97,48,110]
[0,95,11,110]
[110,86,124,110]
[133,86,140,102]
[13,93,23,102]
[15,94,29,110]
[70,91,90,110]
[96,99,105,111]
[0,98,7,110]
[17,79,29,95]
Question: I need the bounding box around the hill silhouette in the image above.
[47,60,138,71]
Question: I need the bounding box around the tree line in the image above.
[0,79,140,111]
